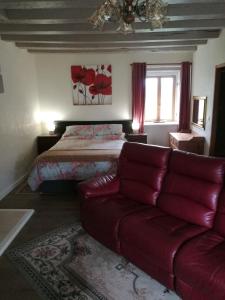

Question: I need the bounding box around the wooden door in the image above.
[210,64,225,156]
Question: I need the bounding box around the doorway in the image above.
[210,63,225,157]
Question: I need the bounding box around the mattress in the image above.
[27,136,124,191]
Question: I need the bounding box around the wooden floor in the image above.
[0,184,82,300]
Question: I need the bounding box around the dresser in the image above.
[169,132,205,154]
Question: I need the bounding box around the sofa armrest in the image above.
[79,174,120,199]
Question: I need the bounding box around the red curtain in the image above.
[178,62,192,132]
[132,63,146,133]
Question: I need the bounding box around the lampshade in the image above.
[132,121,140,132]
[46,120,56,134]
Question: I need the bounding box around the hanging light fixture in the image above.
[89,0,169,34]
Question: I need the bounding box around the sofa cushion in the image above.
[81,193,147,253]
[119,207,206,288]
[174,230,225,300]
[158,151,224,228]
[176,278,212,300]
[119,143,171,205]
[79,174,120,199]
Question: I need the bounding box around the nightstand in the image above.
[37,135,61,154]
[126,133,148,144]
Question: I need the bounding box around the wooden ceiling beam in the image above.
[1,16,224,25]
[15,40,207,49]
[0,1,224,11]
[167,3,225,17]
[0,9,7,21]
[0,1,103,10]
[3,4,225,21]
[0,19,225,34]
[6,8,93,20]
[1,30,220,43]
[27,45,197,53]
[1,0,225,10]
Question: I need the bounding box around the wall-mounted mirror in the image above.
[192,96,207,129]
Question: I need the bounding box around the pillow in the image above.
[61,135,93,140]
[62,125,94,138]
[94,133,125,140]
[93,124,123,136]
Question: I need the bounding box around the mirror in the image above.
[192,96,207,129]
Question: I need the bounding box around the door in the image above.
[210,64,225,157]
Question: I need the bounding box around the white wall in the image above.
[191,30,225,154]
[144,123,178,146]
[34,50,192,145]
[0,40,41,200]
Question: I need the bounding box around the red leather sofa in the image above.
[79,142,225,300]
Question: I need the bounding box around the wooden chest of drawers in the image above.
[169,132,205,154]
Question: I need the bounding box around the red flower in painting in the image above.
[71,66,95,85]
[89,74,112,95]
[107,65,112,73]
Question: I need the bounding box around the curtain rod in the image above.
[130,62,192,66]
[147,63,181,66]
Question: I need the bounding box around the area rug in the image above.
[7,223,180,300]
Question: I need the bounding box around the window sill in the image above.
[144,121,178,126]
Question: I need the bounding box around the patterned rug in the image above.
[7,223,180,300]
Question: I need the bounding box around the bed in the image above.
[28,120,133,192]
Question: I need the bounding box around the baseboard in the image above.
[0,209,34,256]
[0,173,28,201]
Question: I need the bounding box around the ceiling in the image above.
[0,0,225,53]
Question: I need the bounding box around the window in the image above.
[145,65,181,123]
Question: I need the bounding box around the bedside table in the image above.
[126,133,148,144]
[37,135,61,154]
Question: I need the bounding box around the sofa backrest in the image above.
[119,142,171,205]
[158,150,225,228]
[214,189,225,236]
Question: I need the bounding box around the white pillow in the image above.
[93,124,123,136]
[62,125,94,137]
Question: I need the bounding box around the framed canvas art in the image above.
[71,64,112,105]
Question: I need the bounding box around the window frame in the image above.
[145,66,181,123]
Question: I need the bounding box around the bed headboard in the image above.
[54,120,133,135]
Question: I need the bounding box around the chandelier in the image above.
[89,0,169,34]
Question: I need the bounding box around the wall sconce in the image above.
[132,121,140,133]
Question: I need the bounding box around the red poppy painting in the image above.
[71,65,112,105]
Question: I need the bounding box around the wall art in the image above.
[71,64,112,105]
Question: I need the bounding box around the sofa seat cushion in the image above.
[175,230,225,300]
[81,194,147,253]
[176,278,218,300]
[120,207,206,274]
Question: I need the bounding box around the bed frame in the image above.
[39,119,133,194]
[54,119,133,136]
